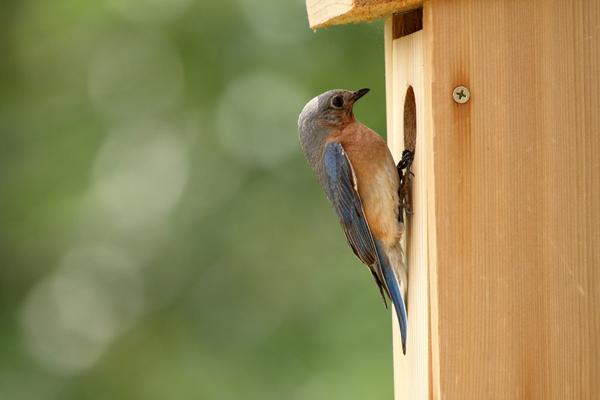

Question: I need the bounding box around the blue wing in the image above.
[323,141,408,353]
[322,142,388,303]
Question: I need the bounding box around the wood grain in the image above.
[306,0,421,29]
[393,8,423,39]
[386,22,430,400]
[425,0,600,398]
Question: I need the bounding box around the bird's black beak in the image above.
[352,88,370,102]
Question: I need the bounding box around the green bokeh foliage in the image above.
[0,0,393,398]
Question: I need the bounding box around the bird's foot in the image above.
[397,149,414,172]
[397,149,414,217]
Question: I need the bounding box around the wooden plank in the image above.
[385,22,429,400]
[393,9,423,39]
[422,4,439,400]
[426,0,600,398]
[306,0,422,29]
[385,17,395,150]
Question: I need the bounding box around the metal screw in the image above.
[452,86,470,104]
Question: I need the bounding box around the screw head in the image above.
[452,86,470,104]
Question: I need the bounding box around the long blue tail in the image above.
[376,242,408,354]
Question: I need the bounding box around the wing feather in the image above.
[322,141,389,304]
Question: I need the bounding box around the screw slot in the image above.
[452,86,470,104]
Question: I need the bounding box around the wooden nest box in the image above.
[305,0,600,399]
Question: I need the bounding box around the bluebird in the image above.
[298,88,411,354]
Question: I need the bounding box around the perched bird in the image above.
[298,88,411,354]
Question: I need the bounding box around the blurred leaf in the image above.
[0,0,393,398]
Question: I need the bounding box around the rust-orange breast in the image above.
[330,122,402,246]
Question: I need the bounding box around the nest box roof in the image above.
[305,0,422,29]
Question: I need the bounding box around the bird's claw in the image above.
[397,149,414,171]
[397,149,415,218]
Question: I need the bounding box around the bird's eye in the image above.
[331,96,344,108]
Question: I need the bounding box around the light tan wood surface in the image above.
[385,22,430,400]
[305,0,421,29]
[425,0,600,398]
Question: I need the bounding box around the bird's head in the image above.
[298,88,370,131]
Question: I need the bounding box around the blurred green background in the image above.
[0,0,393,398]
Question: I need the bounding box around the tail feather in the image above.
[376,241,408,354]
[382,261,408,354]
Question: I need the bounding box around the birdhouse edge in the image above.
[306,0,422,29]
